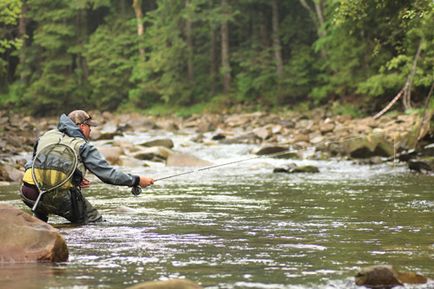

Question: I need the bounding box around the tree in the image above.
[132,0,145,59]
[0,0,22,94]
[271,0,283,79]
[220,0,231,94]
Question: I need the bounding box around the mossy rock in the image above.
[344,134,393,159]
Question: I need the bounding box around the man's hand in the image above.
[80,178,91,188]
[139,176,154,188]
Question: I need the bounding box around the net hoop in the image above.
[31,143,78,212]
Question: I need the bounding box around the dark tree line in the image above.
[0,0,433,115]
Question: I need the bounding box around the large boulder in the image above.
[97,146,124,165]
[343,134,394,158]
[0,204,68,263]
[133,147,174,162]
[125,279,203,289]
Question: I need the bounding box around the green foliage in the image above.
[330,101,362,117]
[141,102,207,117]
[130,0,191,106]
[0,0,432,115]
[84,18,137,110]
[355,0,434,102]
[0,0,22,89]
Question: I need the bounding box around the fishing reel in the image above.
[131,186,142,196]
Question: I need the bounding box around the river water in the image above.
[0,130,433,289]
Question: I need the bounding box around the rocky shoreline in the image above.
[0,109,433,183]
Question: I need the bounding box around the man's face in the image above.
[79,123,91,139]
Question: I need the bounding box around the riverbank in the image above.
[0,108,433,183]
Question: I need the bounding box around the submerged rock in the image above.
[273,164,319,174]
[125,279,203,289]
[0,204,68,263]
[355,265,427,288]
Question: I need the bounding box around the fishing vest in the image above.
[23,129,86,188]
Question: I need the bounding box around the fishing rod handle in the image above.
[131,186,142,196]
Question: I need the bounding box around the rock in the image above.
[94,122,122,140]
[253,145,289,156]
[124,279,203,289]
[291,165,319,173]
[222,132,259,144]
[310,135,324,145]
[0,204,68,263]
[273,163,297,173]
[166,153,211,167]
[420,143,434,157]
[97,146,124,165]
[139,138,174,149]
[253,126,272,140]
[0,163,24,182]
[343,134,394,159]
[119,156,149,168]
[320,122,335,134]
[155,119,180,131]
[292,133,310,143]
[355,265,403,288]
[211,132,226,140]
[408,157,434,173]
[133,147,173,162]
[396,271,428,284]
[273,164,319,174]
[355,265,427,288]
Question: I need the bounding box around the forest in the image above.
[0,0,433,116]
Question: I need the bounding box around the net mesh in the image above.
[32,143,78,192]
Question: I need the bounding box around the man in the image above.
[20,110,154,224]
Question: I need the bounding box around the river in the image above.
[0,130,433,289]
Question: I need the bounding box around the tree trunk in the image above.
[259,11,268,49]
[221,0,231,94]
[271,0,283,79]
[185,0,194,83]
[132,0,145,59]
[299,0,326,57]
[314,0,325,38]
[402,40,422,110]
[19,3,27,82]
[210,27,217,95]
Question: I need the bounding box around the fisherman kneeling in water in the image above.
[20,110,154,224]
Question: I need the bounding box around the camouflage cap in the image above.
[68,110,98,127]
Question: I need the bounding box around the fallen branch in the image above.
[373,40,423,119]
[373,82,408,119]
